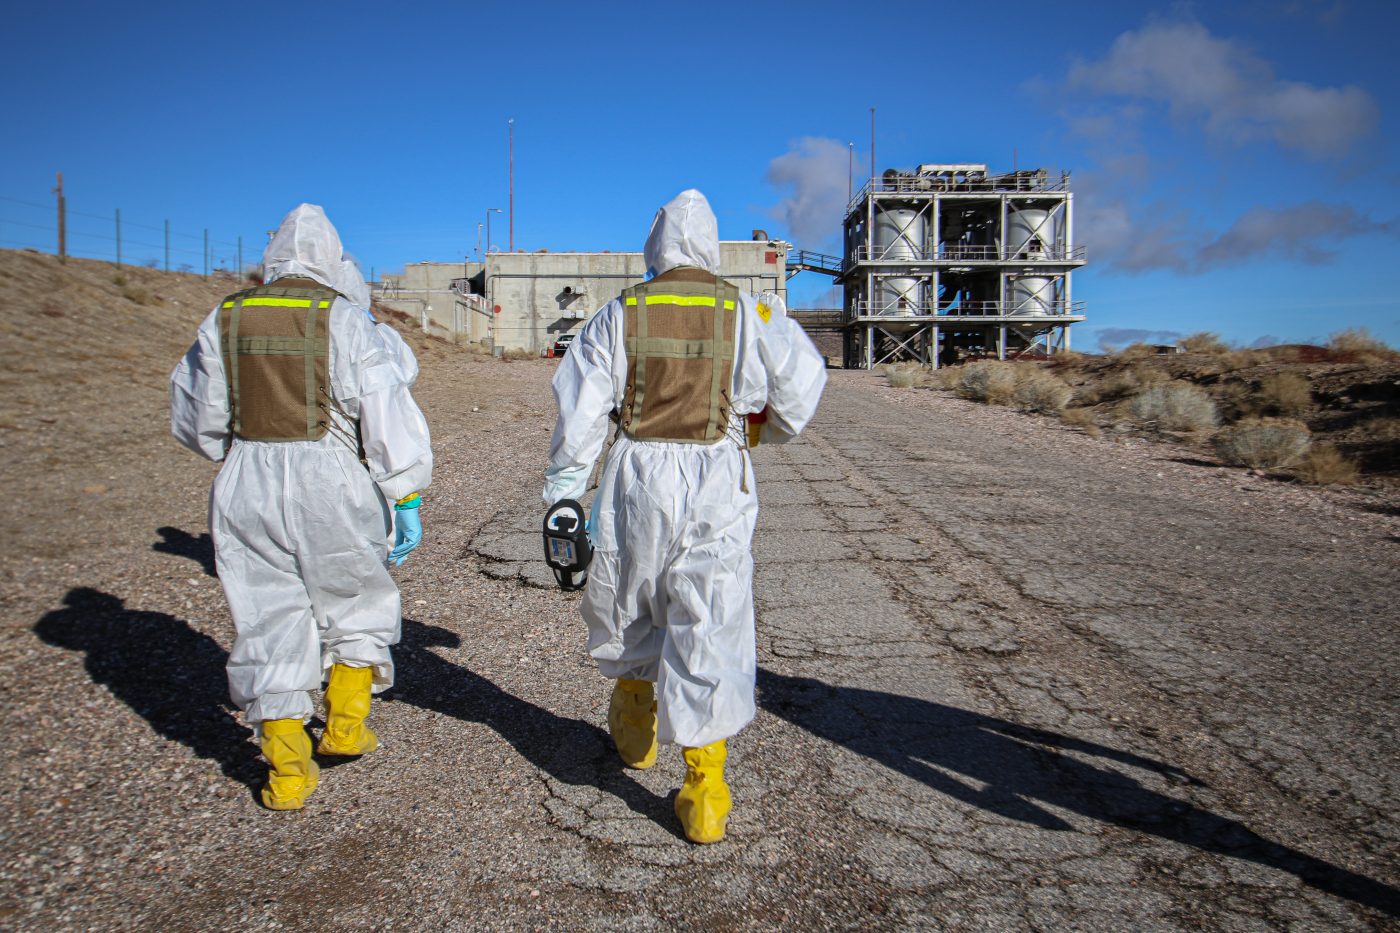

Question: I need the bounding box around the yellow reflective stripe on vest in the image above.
[624,295,735,309]
[221,297,332,309]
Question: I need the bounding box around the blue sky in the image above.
[3,0,1397,349]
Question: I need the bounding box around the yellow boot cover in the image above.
[317,663,379,756]
[608,678,658,770]
[260,718,320,811]
[675,740,731,844]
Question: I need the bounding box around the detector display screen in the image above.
[548,538,577,565]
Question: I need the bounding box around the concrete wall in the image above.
[485,242,787,354]
[377,243,788,353]
[376,261,491,344]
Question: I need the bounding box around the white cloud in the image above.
[1094,327,1184,351]
[765,137,853,247]
[1196,201,1397,268]
[1067,18,1377,158]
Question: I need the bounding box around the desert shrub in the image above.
[958,361,1018,405]
[113,273,128,286]
[926,367,962,390]
[887,368,917,388]
[1359,415,1400,442]
[1327,327,1398,362]
[1213,418,1311,470]
[1257,372,1311,415]
[1214,350,1253,373]
[1014,368,1073,413]
[1292,444,1359,485]
[1071,383,1102,406]
[1114,342,1157,361]
[1179,331,1230,354]
[1130,381,1219,433]
[1097,364,1167,401]
[121,286,154,305]
[1061,407,1100,436]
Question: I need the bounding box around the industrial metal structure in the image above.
[840,163,1086,368]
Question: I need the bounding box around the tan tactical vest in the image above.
[218,276,338,442]
[620,266,739,444]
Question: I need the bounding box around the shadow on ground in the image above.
[153,526,217,578]
[33,587,262,792]
[32,569,671,836]
[757,667,1399,918]
[388,617,679,837]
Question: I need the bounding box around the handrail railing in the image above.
[847,170,1071,214]
[845,244,1087,267]
[789,308,844,327]
[849,299,1086,319]
[786,248,843,276]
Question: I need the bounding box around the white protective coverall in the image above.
[544,190,827,748]
[170,204,432,725]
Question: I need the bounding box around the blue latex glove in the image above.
[389,502,423,566]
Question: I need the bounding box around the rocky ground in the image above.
[0,251,1397,930]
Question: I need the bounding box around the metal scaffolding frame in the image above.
[840,165,1087,369]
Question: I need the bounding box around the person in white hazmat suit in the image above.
[544,190,827,843]
[170,204,432,810]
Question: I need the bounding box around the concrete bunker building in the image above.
[376,239,788,354]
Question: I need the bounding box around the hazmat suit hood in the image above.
[263,203,371,309]
[643,189,721,278]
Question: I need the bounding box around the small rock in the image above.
[82,484,107,495]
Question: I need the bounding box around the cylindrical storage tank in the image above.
[1009,276,1054,316]
[1005,208,1058,259]
[873,205,926,315]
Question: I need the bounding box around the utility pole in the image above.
[486,207,502,258]
[203,229,209,277]
[848,142,854,201]
[508,118,515,252]
[869,107,876,188]
[476,223,483,262]
[164,219,170,271]
[115,208,122,267]
[54,172,66,263]
[237,236,243,277]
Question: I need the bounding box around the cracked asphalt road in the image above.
[4,354,1398,931]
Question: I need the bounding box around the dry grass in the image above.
[1129,382,1219,433]
[1359,415,1400,442]
[1061,407,1100,436]
[1097,365,1167,401]
[958,361,1018,405]
[1292,444,1359,485]
[121,286,158,306]
[926,367,962,390]
[1257,372,1311,416]
[1328,327,1398,362]
[1014,369,1073,414]
[1113,342,1158,361]
[882,361,928,389]
[1179,332,1230,354]
[887,368,918,388]
[1214,418,1312,470]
